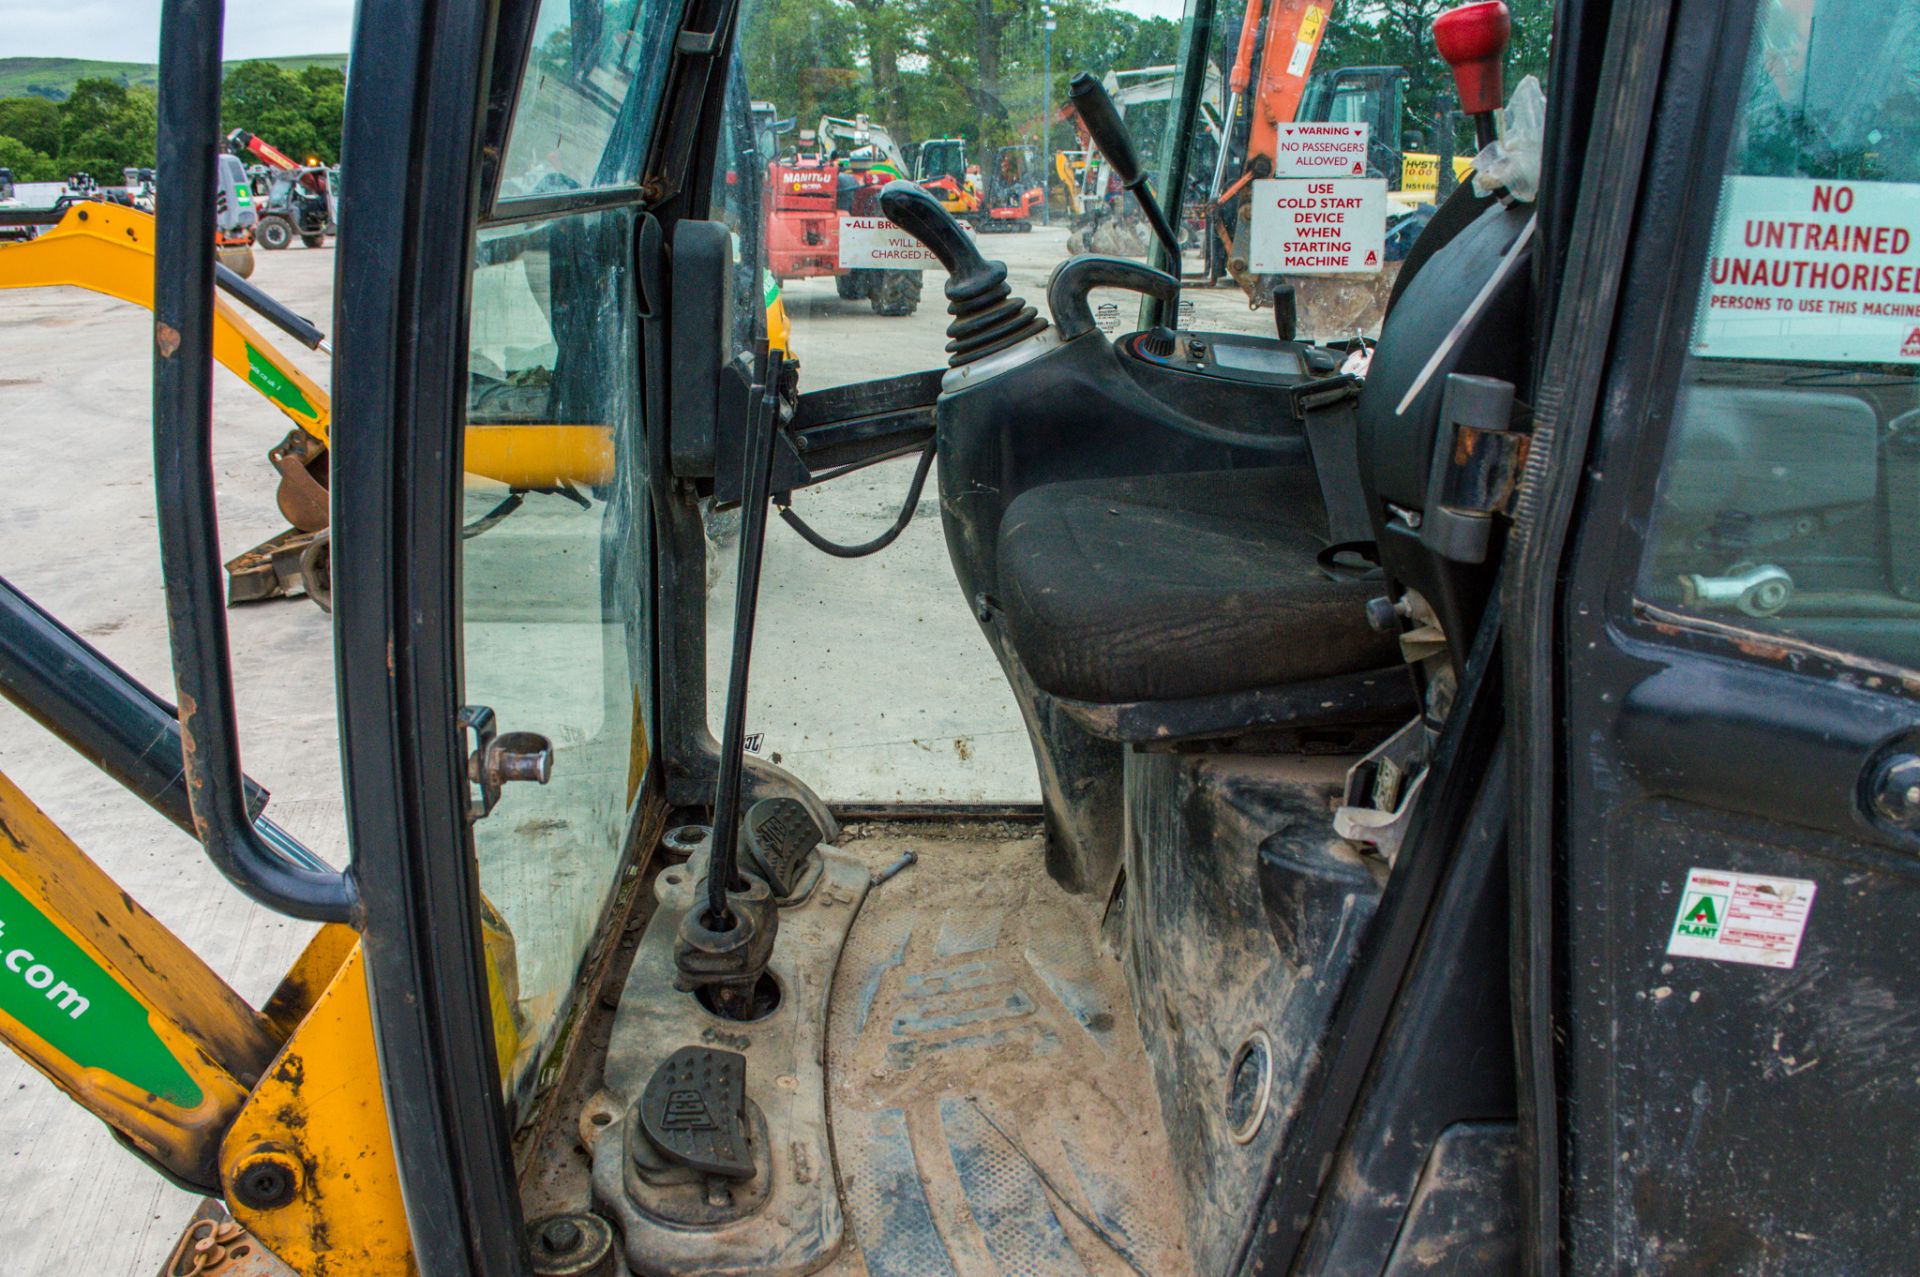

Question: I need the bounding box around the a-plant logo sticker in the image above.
[1666,867,1816,970]
[1674,890,1726,941]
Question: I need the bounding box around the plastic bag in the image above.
[1472,75,1546,203]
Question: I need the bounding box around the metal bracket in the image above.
[1421,374,1531,564]
[457,705,553,820]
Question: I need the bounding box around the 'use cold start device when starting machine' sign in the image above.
[1248,177,1388,276]
[1694,176,1920,363]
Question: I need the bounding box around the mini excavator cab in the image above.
[9,0,1920,1273]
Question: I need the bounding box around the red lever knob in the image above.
[1433,1,1512,117]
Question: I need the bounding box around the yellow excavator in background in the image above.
[0,200,790,607]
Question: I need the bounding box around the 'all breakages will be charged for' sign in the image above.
[1246,124,1386,276]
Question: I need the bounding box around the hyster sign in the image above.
[1694,176,1920,363]
[1269,123,1369,177]
[1247,177,1388,275]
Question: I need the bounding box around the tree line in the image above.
[0,0,1555,188]
[0,61,345,186]
[735,0,1552,162]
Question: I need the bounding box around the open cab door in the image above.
[1514,0,1920,1268]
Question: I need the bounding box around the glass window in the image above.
[464,208,647,1106]
[1641,0,1920,672]
[498,0,687,198]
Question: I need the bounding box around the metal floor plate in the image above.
[822,827,1191,1277]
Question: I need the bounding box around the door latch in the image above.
[1868,752,1920,832]
[458,705,553,820]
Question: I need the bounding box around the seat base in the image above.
[996,466,1401,706]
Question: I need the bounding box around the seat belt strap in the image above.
[1291,375,1374,547]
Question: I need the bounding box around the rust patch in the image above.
[155,322,181,358]
[1732,635,1796,663]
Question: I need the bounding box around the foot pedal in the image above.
[639,1046,755,1180]
[742,797,823,899]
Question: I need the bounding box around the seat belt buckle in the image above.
[1288,372,1361,419]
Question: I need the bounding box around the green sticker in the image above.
[0,874,203,1107]
[243,342,318,420]
[1676,893,1723,940]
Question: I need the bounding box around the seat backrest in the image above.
[1354,201,1537,650]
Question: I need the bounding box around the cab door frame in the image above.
[332,0,538,1272]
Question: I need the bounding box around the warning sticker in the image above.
[1247,177,1387,276]
[837,215,949,269]
[1285,5,1327,77]
[1270,124,1370,178]
[1665,867,1817,970]
[1694,176,1920,363]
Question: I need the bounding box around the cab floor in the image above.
[820,824,1191,1277]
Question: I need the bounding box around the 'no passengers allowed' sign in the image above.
[1247,177,1388,275]
[1269,123,1370,177]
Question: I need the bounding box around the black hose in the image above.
[460,491,525,540]
[776,443,935,559]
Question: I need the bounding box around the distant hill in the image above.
[0,54,348,101]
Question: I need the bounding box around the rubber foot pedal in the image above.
[742,797,823,898]
[639,1046,755,1180]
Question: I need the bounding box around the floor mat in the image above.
[821,827,1191,1277]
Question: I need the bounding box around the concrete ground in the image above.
[0,219,1278,1272]
[1,241,339,1275]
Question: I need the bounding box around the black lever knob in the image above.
[879,180,1046,367]
[877,179,988,280]
[1069,73,1143,188]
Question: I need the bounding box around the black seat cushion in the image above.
[995,466,1400,704]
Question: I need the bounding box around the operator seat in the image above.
[982,197,1533,742]
[995,465,1397,706]
[880,175,1531,890]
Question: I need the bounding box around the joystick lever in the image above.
[879,181,1046,367]
[1068,72,1183,285]
[1433,2,1511,149]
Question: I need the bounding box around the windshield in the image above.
[1154,0,1553,338]
[498,0,688,199]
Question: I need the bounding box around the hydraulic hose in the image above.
[776,443,935,559]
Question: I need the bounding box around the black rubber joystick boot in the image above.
[879,181,1047,367]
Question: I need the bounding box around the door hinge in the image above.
[1421,373,1532,564]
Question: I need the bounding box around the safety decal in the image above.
[1665,867,1816,970]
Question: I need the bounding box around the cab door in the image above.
[1515,0,1920,1268]
[330,0,702,1269]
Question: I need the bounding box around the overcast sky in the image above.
[0,0,1185,64]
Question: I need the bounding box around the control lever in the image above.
[677,346,781,1019]
[1432,2,1511,150]
[1047,256,1177,341]
[1068,72,1183,284]
[879,181,1045,366]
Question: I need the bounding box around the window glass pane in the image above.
[1642,0,1920,670]
[1160,1,1499,340]
[465,208,647,1105]
[499,0,686,197]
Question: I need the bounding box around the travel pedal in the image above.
[638,1046,755,1180]
[742,797,823,899]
